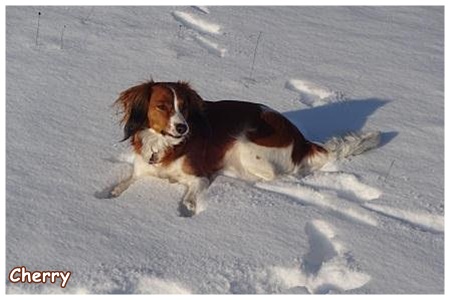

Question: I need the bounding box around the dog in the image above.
[111,80,380,216]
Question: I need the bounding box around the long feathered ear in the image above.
[114,81,154,141]
[177,81,204,117]
[177,81,211,138]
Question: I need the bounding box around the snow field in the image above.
[172,11,221,35]
[172,10,228,58]
[5,6,443,294]
[285,79,344,107]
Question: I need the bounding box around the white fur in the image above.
[138,128,183,163]
[134,131,198,187]
[221,131,380,181]
[221,137,296,181]
[324,131,381,161]
[111,88,197,215]
[136,88,190,163]
[113,125,380,216]
[111,152,209,216]
[295,131,381,173]
[167,87,189,137]
[298,146,329,175]
[137,88,190,163]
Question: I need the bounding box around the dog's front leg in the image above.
[109,154,158,198]
[178,177,210,217]
[110,175,136,198]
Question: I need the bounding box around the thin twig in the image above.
[35,12,41,46]
[60,25,66,49]
[384,159,396,183]
[249,31,262,79]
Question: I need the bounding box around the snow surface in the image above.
[5,6,443,294]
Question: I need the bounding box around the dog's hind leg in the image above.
[241,152,277,181]
[232,140,281,181]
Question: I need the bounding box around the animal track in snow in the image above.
[285,79,344,107]
[256,167,442,234]
[192,34,227,57]
[363,203,444,233]
[269,220,371,294]
[256,176,379,227]
[191,6,210,14]
[302,172,382,202]
[172,10,227,58]
[172,11,220,35]
[218,221,370,294]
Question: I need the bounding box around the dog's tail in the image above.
[324,131,381,160]
[301,131,381,172]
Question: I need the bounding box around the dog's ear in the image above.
[177,81,204,117]
[177,81,211,138]
[114,81,154,141]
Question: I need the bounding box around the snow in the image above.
[5,6,443,294]
[256,179,380,227]
[172,11,221,35]
[363,203,445,233]
[192,34,227,58]
[191,6,210,15]
[285,79,339,107]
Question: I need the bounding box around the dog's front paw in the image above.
[109,186,122,198]
[178,199,197,217]
[109,178,133,198]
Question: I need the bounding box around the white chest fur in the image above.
[132,153,189,183]
[138,128,183,163]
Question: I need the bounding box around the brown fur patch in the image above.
[131,133,143,154]
[156,99,319,178]
[246,110,296,148]
[147,85,174,134]
[116,82,321,178]
[114,81,153,125]
[114,81,154,141]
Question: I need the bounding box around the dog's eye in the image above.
[156,105,166,111]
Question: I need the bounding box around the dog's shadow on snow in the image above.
[283,98,397,146]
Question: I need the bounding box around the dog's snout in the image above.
[176,123,188,135]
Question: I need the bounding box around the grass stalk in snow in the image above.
[35,12,41,46]
[384,159,396,183]
[249,31,262,79]
[60,25,66,50]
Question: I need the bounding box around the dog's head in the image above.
[115,81,204,142]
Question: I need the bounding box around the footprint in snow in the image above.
[363,203,444,233]
[256,170,444,234]
[255,172,380,227]
[172,11,220,35]
[217,220,369,294]
[285,79,344,107]
[192,34,227,57]
[191,6,210,14]
[172,10,227,58]
[302,171,382,203]
[269,219,371,294]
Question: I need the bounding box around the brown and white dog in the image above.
[112,81,380,216]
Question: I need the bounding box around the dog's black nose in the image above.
[175,123,188,135]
